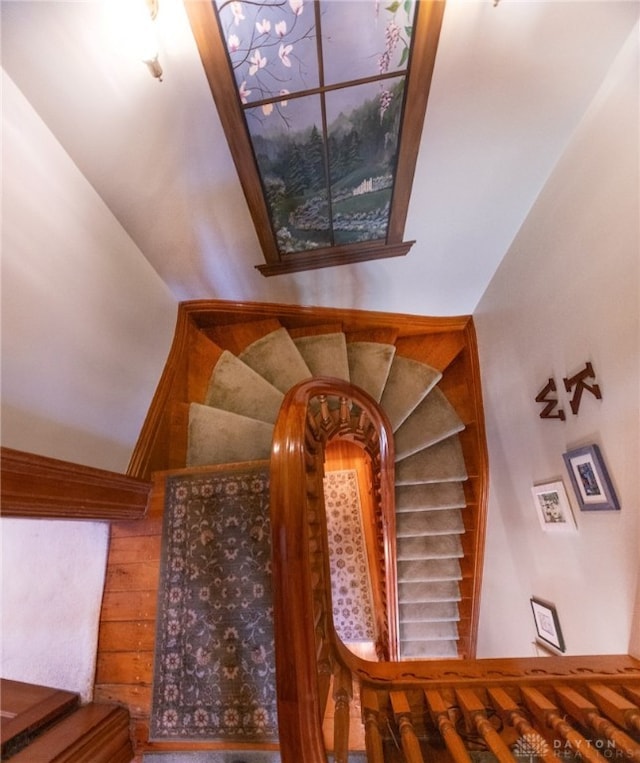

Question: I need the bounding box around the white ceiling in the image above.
[2,0,638,315]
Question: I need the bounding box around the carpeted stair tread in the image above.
[399,600,460,622]
[397,508,464,537]
[204,350,284,424]
[187,403,274,466]
[397,534,464,560]
[398,557,461,582]
[346,341,396,402]
[396,482,466,513]
[401,619,459,641]
[185,322,475,661]
[395,435,467,484]
[379,356,442,431]
[238,327,312,393]
[401,639,459,658]
[293,332,350,381]
[398,580,461,603]
[394,387,465,460]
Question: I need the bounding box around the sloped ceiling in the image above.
[2,1,638,315]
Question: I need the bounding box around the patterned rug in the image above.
[323,470,376,642]
[150,465,277,742]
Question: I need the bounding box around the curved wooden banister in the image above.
[270,377,397,763]
[270,379,640,763]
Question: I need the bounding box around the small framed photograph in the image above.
[531,481,577,532]
[530,597,565,653]
[563,444,620,511]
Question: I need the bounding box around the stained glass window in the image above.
[187,0,445,274]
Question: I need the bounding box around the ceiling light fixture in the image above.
[139,0,163,81]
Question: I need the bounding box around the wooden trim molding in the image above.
[256,240,414,276]
[0,447,151,521]
[182,299,472,335]
[462,317,489,658]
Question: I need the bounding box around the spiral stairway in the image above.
[162,308,486,661]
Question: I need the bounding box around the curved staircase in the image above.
[156,307,487,661]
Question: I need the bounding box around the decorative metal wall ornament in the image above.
[536,362,601,420]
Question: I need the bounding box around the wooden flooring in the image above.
[94,444,373,760]
[93,470,279,761]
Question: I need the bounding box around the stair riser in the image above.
[399,601,460,622]
[398,558,462,583]
[400,621,459,641]
[397,506,464,534]
[400,640,459,658]
[398,581,461,603]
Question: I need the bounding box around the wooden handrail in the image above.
[0,447,151,521]
[270,377,398,763]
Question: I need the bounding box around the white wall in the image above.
[474,25,639,657]
[0,70,177,700]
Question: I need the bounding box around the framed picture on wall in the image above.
[531,481,577,532]
[563,444,620,511]
[530,597,565,653]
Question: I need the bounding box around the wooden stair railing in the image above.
[270,377,398,763]
[270,379,640,763]
[349,657,640,763]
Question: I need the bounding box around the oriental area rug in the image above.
[150,465,277,742]
[323,469,376,643]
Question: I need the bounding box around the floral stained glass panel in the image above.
[321,0,416,86]
[215,0,318,106]
[212,0,420,259]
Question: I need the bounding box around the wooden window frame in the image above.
[185,0,445,275]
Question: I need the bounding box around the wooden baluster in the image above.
[307,406,321,437]
[362,687,385,763]
[589,684,640,734]
[488,687,558,763]
[456,688,516,763]
[305,427,319,454]
[522,687,608,763]
[332,665,352,763]
[355,409,368,439]
[317,652,332,723]
[338,396,351,433]
[390,690,426,763]
[624,688,640,708]
[319,395,331,429]
[555,686,640,762]
[374,638,388,661]
[424,689,473,763]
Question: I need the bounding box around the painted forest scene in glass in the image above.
[215,0,416,255]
